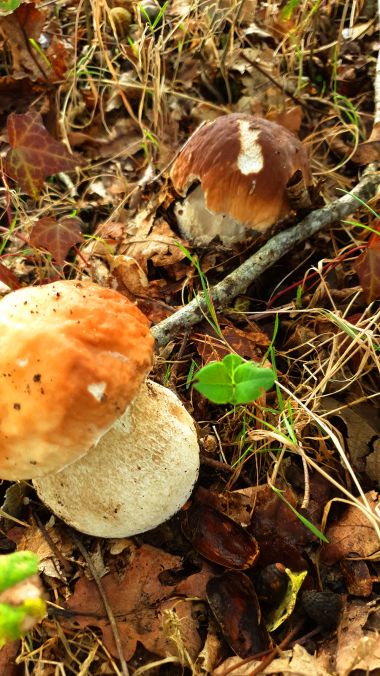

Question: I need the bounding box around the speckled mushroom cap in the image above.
[0,280,154,480]
[171,114,312,243]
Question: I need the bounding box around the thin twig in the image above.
[152,165,380,347]
[70,531,129,676]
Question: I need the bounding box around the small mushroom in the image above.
[0,280,199,537]
[170,113,312,246]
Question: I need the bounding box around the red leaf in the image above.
[14,3,45,39]
[0,262,21,290]
[29,216,83,265]
[4,112,83,198]
[354,225,380,303]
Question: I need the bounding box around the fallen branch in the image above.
[151,165,380,347]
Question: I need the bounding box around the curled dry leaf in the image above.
[182,501,259,569]
[206,571,270,657]
[322,396,380,483]
[0,262,21,290]
[4,112,83,198]
[125,211,186,272]
[110,254,149,297]
[0,641,20,676]
[193,323,270,364]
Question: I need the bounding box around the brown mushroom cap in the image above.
[0,280,154,480]
[171,114,312,242]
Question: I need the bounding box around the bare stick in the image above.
[152,166,380,347]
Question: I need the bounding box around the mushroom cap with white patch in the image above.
[0,280,154,480]
[171,114,312,245]
[33,380,200,538]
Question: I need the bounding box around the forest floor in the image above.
[1,0,380,674]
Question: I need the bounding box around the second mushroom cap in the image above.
[171,114,312,245]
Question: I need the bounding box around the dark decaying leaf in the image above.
[206,571,270,657]
[29,216,83,265]
[354,225,380,303]
[0,262,21,290]
[339,558,373,598]
[182,501,259,569]
[4,112,83,198]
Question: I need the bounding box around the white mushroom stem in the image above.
[175,185,248,246]
[33,381,199,538]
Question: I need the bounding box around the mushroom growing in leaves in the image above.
[171,113,312,245]
[0,280,199,538]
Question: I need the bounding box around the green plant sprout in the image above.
[0,551,47,647]
[28,39,52,68]
[193,353,275,405]
[139,1,168,30]
[176,242,222,338]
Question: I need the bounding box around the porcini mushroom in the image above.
[171,113,312,246]
[0,280,199,537]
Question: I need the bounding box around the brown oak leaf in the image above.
[65,544,201,662]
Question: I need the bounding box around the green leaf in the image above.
[234,363,275,404]
[193,354,275,405]
[0,0,22,15]
[0,552,46,647]
[0,598,46,647]
[221,353,243,377]
[0,552,39,594]
[193,361,235,404]
[266,568,307,632]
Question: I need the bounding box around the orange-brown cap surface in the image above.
[0,280,154,480]
[171,114,312,241]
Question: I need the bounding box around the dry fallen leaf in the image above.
[323,397,380,483]
[354,224,380,302]
[124,211,186,272]
[5,112,83,198]
[335,599,380,676]
[7,520,73,580]
[0,3,51,80]
[213,643,332,675]
[29,216,83,265]
[110,254,149,297]
[65,544,201,662]
[321,491,380,565]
